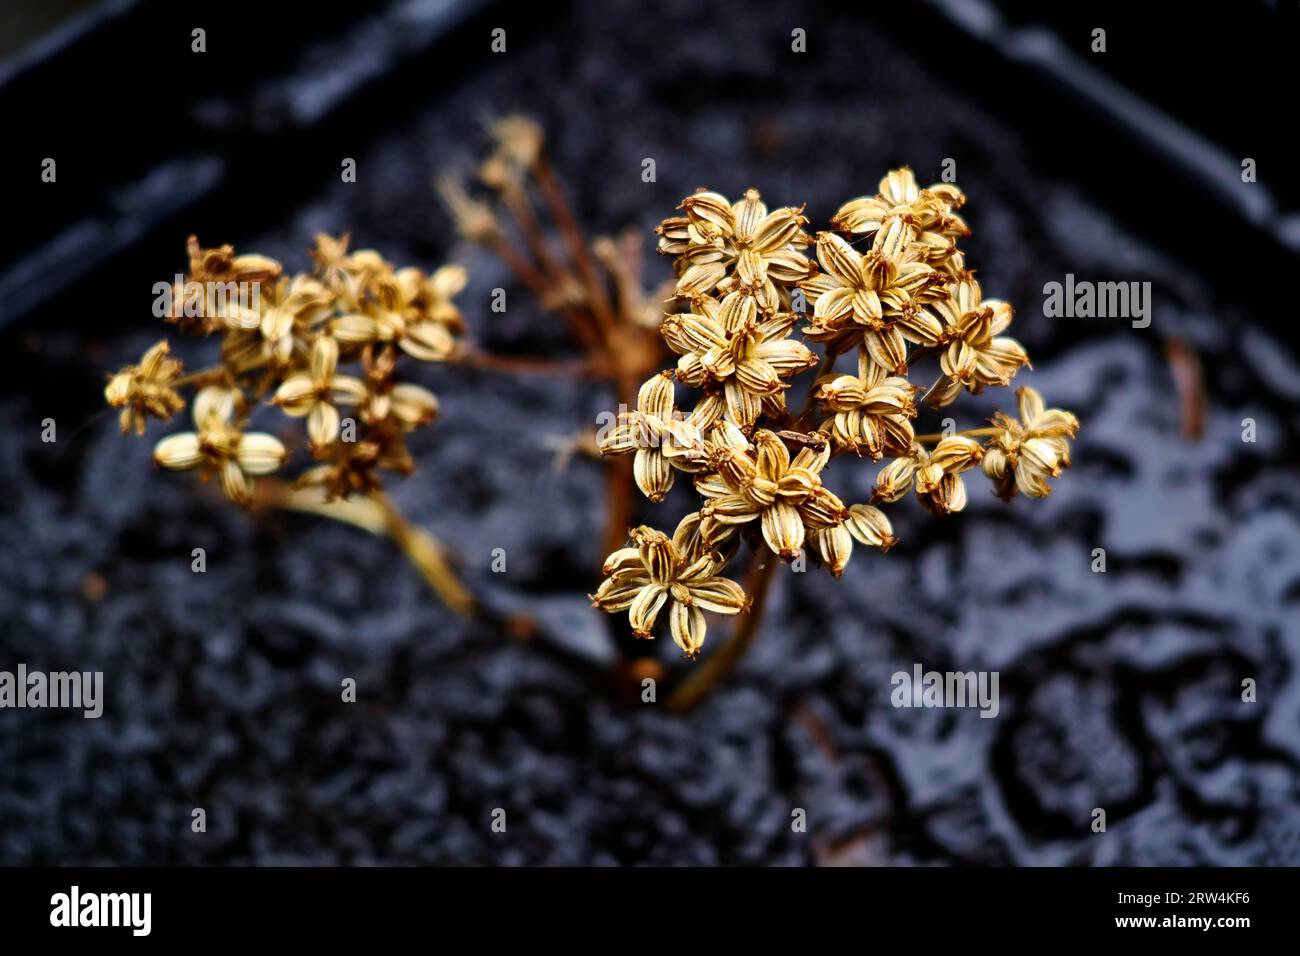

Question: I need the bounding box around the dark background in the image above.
[1,0,1298,865]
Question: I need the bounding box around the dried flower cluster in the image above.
[106,234,465,505]
[592,170,1079,659]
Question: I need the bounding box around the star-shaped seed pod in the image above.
[597,371,707,501]
[186,235,283,286]
[697,426,848,560]
[318,242,396,306]
[331,264,467,362]
[272,335,367,450]
[657,188,814,312]
[670,509,739,565]
[377,383,441,431]
[927,277,1028,399]
[799,232,946,373]
[982,386,1080,500]
[479,114,545,190]
[105,340,187,435]
[590,525,749,659]
[295,404,418,501]
[221,273,333,374]
[310,232,375,294]
[351,343,440,431]
[662,290,817,428]
[831,167,969,262]
[873,435,984,515]
[295,352,428,501]
[808,503,899,577]
[815,348,918,458]
[167,236,284,335]
[152,386,286,506]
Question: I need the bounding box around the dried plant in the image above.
[438,120,1078,705]
[104,234,473,613]
[438,115,672,557]
[589,170,1079,706]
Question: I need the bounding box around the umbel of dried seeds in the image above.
[592,170,1079,660]
[105,234,473,611]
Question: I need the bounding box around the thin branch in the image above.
[667,549,779,711]
[532,155,619,341]
[264,482,474,616]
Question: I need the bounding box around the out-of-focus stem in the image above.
[487,233,606,356]
[532,156,619,340]
[173,367,228,388]
[602,454,635,558]
[791,349,839,428]
[487,235,554,302]
[599,352,641,559]
[265,483,474,616]
[500,183,568,289]
[666,549,779,711]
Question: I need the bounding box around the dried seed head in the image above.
[117,234,466,514]
[590,163,1080,659]
[846,504,897,552]
[592,524,746,657]
[105,340,186,434]
[980,387,1079,500]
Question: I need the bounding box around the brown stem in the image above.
[263,482,474,616]
[532,156,619,340]
[500,184,568,288]
[487,235,554,302]
[666,549,780,711]
[374,490,476,616]
[173,367,228,388]
[791,349,840,428]
[600,353,642,559]
[488,233,606,357]
[1164,335,1207,440]
[602,455,636,558]
[592,235,641,325]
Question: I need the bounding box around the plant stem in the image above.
[500,183,568,289]
[264,482,474,616]
[666,549,779,711]
[173,367,228,388]
[600,349,642,558]
[602,454,636,558]
[487,233,606,356]
[488,235,555,300]
[791,348,840,429]
[532,155,619,340]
